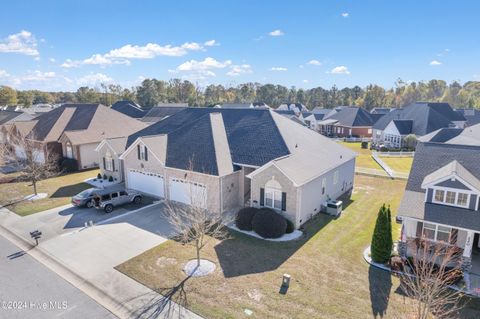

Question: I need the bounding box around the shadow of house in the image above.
[214,212,336,278]
[369,266,392,318]
[50,182,91,198]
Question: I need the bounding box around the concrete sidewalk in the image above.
[0,204,203,319]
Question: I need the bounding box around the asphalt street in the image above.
[0,233,117,319]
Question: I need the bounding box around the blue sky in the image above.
[0,0,479,91]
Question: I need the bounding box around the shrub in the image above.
[60,158,78,173]
[103,174,107,180]
[371,204,393,263]
[108,176,113,182]
[235,207,259,231]
[97,173,102,179]
[285,218,295,234]
[361,141,368,149]
[252,208,287,239]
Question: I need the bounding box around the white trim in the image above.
[119,137,164,165]
[422,173,480,194]
[402,216,476,233]
[430,186,473,209]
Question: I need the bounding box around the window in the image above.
[434,189,445,202]
[137,144,148,161]
[120,191,127,196]
[457,193,469,207]
[445,191,456,204]
[264,179,282,210]
[423,223,436,240]
[422,223,453,243]
[101,194,111,201]
[105,152,113,171]
[333,171,339,185]
[368,128,372,134]
[437,226,451,242]
[111,192,118,198]
[66,143,73,159]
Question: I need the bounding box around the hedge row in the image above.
[235,207,294,239]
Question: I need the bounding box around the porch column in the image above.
[462,231,474,272]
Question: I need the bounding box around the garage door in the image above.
[127,169,164,198]
[169,178,207,208]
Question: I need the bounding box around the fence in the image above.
[371,152,394,178]
[332,137,371,143]
[375,151,415,157]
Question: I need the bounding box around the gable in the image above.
[434,178,472,191]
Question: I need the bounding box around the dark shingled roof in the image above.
[457,108,480,126]
[423,128,464,143]
[398,142,480,230]
[141,106,188,123]
[326,107,374,127]
[0,110,23,125]
[374,102,465,136]
[111,100,149,119]
[392,119,413,135]
[370,108,392,114]
[127,108,290,173]
[28,104,99,141]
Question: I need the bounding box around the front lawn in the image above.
[117,175,480,318]
[0,169,99,216]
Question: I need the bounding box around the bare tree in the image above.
[0,131,58,195]
[164,169,231,268]
[399,238,465,319]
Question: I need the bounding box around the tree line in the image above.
[1,78,480,110]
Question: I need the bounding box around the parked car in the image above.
[92,188,142,213]
[72,188,101,208]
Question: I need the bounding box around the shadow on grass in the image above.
[368,266,392,318]
[50,182,91,198]
[132,276,191,319]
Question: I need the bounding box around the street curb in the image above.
[0,220,135,318]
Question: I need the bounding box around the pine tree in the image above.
[371,204,393,263]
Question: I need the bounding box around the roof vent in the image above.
[295,144,298,148]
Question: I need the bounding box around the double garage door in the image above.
[127,170,207,208]
[127,170,165,198]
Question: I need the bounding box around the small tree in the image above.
[371,204,393,263]
[404,134,417,150]
[0,131,58,195]
[400,239,465,319]
[165,168,231,268]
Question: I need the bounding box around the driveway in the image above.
[0,196,157,242]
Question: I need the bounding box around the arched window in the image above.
[66,142,73,159]
[265,179,282,210]
[105,151,113,171]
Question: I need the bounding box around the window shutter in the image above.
[450,229,458,245]
[281,192,287,211]
[416,222,423,238]
[103,157,106,169]
[137,144,141,160]
[144,146,148,161]
[260,188,265,206]
[112,159,115,172]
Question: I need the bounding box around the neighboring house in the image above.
[397,125,480,272]
[99,108,356,229]
[141,104,188,123]
[0,110,34,143]
[305,109,337,131]
[277,103,308,113]
[111,100,150,119]
[370,107,393,114]
[10,104,147,169]
[419,123,480,146]
[94,137,128,182]
[456,108,480,127]
[215,102,270,109]
[317,107,375,137]
[372,102,466,148]
[274,110,307,124]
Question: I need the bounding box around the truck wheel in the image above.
[133,196,142,204]
[104,204,114,213]
[86,200,94,208]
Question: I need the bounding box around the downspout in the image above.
[220,176,223,213]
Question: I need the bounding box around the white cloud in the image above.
[307,59,322,66]
[204,40,219,47]
[303,79,309,83]
[430,60,442,66]
[0,69,10,78]
[268,29,284,37]
[177,57,232,72]
[226,64,252,76]
[0,30,39,56]
[21,70,56,81]
[270,67,288,71]
[328,66,350,74]
[49,57,56,63]
[61,40,217,68]
[77,73,113,86]
[341,12,349,18]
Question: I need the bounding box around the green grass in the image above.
[0,169,99,216]
[381,157,414,174]
[117,175,480,319]
[339,142,382,170]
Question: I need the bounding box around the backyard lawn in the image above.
[0,169,99,216]
[117,175,480,318]
[340,142,381,170]
[381,157,414,174]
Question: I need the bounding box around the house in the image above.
[111,100,150,119]
[397,124,480,273]
[370,107,393,114]
[419,124,480,146]
[98,108,356,229]
[215,102,270,109]
[277,103,308,113]
[317,107,375,137]
[141,104,188,123]
[0,110,34,143]
[10,103,147,169]
[456,108,480,127]
[304,109,337,131]
[373,102,466,148]
[274,110,307,125]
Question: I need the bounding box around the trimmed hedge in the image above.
[252,208,287,239]
[285,218,295,234]
[235,207,259,231]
